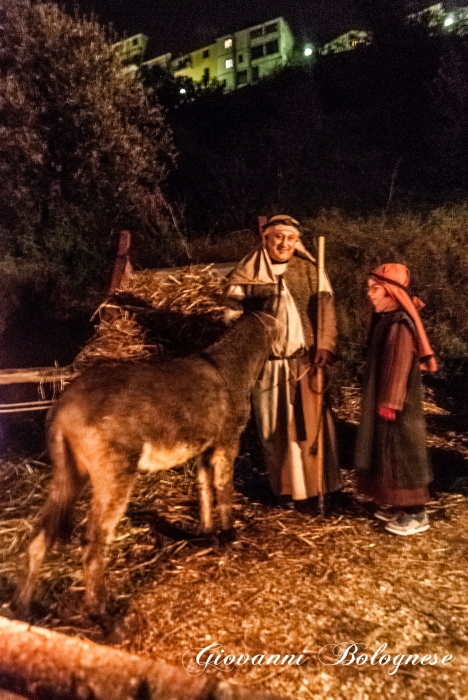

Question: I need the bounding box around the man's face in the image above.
[264,226,299,263]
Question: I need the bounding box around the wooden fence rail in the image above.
[0,367,77,386]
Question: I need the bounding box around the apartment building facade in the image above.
[320,4,468,56]
[113,33,148,73]
[215,17,294,90]
[172,43,218,85]
[114,4,468,88]
[141,16,294,91]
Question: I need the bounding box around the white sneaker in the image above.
[385,511,430,536]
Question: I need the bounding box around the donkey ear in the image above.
[223,296,243,325]
[223,290,276,325]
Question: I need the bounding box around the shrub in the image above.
[303,206,468,379]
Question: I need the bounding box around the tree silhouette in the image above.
[0,0,174,274]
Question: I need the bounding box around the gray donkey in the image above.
[15,299,277,616]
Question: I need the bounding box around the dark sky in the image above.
[64,0,364,57]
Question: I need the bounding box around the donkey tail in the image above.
[38,422,87,543]
[13,422,87,616]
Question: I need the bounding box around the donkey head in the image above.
[224,287,278,325]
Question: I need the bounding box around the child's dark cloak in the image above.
[354,309,432,506]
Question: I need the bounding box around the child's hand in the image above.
[378,407,396,421]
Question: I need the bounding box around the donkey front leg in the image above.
[212,445,237,532]
[82,470,135,616]
[196,450,215,535]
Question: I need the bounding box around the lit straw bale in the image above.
[74,265,229,370]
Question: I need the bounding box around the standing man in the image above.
[225,215,341,507]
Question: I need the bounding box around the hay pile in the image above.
[74,265,229,371]
[122,267,227,314]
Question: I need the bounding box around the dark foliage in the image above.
[0,0,174,329]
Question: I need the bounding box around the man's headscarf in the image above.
[261,214,302,241]
[369,263,437,372]
[228,214,333,293]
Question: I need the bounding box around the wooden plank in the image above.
[0,617,208,700]
[0,367,77,386]
[0,616,291,700]
[0,691,28,700]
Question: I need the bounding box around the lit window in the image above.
[224,38,233,48]
[226,58,233,69]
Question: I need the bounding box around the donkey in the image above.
[15,298,277,616]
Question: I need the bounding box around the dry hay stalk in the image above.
[74,265,228,370]
[122,265,227,316]
[73,311,159,370]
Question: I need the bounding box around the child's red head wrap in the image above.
[369,263,437,372]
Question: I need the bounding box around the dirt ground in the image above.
[0,385,468,700]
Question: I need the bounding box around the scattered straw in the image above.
[1,404,468,700]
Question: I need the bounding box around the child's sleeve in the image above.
[377,322,417,411]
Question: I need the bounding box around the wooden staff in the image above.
[316,235,326,516]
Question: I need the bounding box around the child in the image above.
[354,263,437,535]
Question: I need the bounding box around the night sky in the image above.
[64,0,364,57]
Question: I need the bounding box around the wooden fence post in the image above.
[109,230,133,294]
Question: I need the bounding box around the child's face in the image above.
[367,278,390,312]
